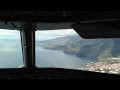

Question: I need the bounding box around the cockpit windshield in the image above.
[36,29,120,75]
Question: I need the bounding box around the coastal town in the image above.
[79,57,120,74]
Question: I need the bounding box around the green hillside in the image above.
[37,35,120,60]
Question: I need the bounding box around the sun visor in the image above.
[71,22,120,39]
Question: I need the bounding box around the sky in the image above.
[0,29,78,40]
[36,29,78,41]
[0,29,20,39]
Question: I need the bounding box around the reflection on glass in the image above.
[0,29,23,68]
[36,29,120,75]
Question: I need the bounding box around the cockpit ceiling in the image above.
[0,22,74,30]
[0,11,120,22]
[0,11,120,31]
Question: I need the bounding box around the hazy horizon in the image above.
[0,29,78,41]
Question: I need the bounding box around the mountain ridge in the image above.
[36,35,120,60]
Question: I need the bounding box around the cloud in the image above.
[0,29,20,39]
[36,29,78,36]
[0,29,79,40]
[36,29,79,41]
[0,29,78,37]
[0,29,18,35]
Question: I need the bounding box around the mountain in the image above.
[36,35,120,60]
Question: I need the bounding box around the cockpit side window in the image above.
[0,29,23,68]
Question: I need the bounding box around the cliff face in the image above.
[37,35,120,60]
